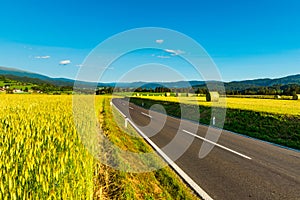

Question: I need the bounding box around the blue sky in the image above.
[0,0,299,82]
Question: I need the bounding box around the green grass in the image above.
[0,80,35,90]
[129,97,300,150]
[95,96,199,199]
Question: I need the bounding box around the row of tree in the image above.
[96,84,300,96]
[226,84,300,96]
[31,84,73,93]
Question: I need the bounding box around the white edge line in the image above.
[123,98,300,153]
[182,129,252,160]
[141,112,152,118]
[111,101,126,118]
[112,102,213,200]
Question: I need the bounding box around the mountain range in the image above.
[0,66,300,90]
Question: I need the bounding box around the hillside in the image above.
[0,66,76,86]
[235,74,300,86]
[0,66,299,92]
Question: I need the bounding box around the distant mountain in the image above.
[112,80,206,89]
[0,66,99,87]
[0,66,75,86]
[223,74,300,92]
[0,66,299,90]
[229,74,300,86]
[0,66,206,88]
[0,66,48,80]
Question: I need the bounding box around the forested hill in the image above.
[221,74,300,95]
[0,66,299,95]
[0,66,76,86]
[226,74,300,88]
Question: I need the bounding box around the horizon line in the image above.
[0,65,299,84]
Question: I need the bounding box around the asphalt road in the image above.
[112,98,300,200]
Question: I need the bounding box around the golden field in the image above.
[0,94,198,200]
[0,94,94,199]
[136,96,300,116]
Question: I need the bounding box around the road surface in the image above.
[112,98,300,200]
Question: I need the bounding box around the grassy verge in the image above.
[129,97,300,150]
[95,96,199,199]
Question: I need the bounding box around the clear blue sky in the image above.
[0,0,299,82]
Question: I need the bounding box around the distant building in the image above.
[13,89,23,93]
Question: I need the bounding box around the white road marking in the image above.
[129,107,134,110]
[112,102,213,200]
[141,112,152,118]
[112,102,126,118]
[182,129,252,160]
[122,102,125,106]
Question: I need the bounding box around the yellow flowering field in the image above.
[0,94,94,199]
[0,94,198,200]
[137,96,300,116]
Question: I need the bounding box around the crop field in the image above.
[0,95,94,199]
[135,96,300,116]
[129,96,300,149]
[0,94,197,199]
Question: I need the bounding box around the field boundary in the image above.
[111,101,213,200]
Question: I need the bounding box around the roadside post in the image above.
[125,117,128,128]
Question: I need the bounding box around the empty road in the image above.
[112,98,300,200]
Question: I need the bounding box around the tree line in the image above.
[225,84,300,96]
[97,84,300,96]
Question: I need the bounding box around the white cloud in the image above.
[164,49,185,56]
[156,39,164,44]
[35,55,50,59]
[59,60,71,65]
[24,46,33,50]
[164,49,176,54]
[157,55,170,59]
